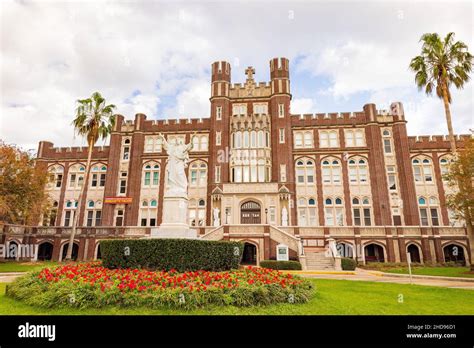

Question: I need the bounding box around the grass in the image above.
[0,261,59,273]
[1,278,473,315]
[382,266,474,278]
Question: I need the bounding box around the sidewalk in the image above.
[288,269,474,290]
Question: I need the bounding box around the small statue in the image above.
[213,207,220,227]
[281,207,288,226]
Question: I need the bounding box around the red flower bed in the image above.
[36,262,303,293]
[7,262,314,309]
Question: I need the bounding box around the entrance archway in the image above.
[95,243,101,260]
[364,243,385,263]
[443,244,466,265]
[241,201,261,224]
[38,242,53,261]
[61,243,79,261]
[407,243,421,263]
[241,242,257,265]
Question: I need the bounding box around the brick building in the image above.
[1,58,470,269]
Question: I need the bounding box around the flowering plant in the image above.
[6,262,314,309]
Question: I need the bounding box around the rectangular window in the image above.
[95,211,102,226]
[216,131,221,146]
[141,218,147,227]
[153,172,159,186]
[353,208,361,226]
[56,174,63,188]
[215,166,221,183]
[91,174,98,187]
[191,171,197,185]
[424,166,433,182]
[280,164,287,182]
[87,211,94,227]
[322,167,331,183]
[335,208,344,226]
[345,132,354,147]
[363,208,371,226]
[414,167,422,182]
[430,208,439,226]
[278,104,285,118]
[279,128,285,143]
[329,132,338,147]
[123,146,130,160]
[69,174,76,188]
[420,208,429,226]
[383,139,392,153]
[78,175,84,187]
[119,179,127,194]
[325,208,334,226]
[65,211,71,226]
[100,173,106,187]
[349,167,357,182]
[216,106,222,120]
[319,132,329,147]
[355,131,365,146]
[296,168,305,184]
[388,174,397,190]
[115,210,124,227]
[150,218,156,227]
[144,172,151,186]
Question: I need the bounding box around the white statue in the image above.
[158,133,196,197]
[281,207,288,226]
[213,207,220,227]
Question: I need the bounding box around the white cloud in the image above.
[0,0,472,150]
[291,98,317,115]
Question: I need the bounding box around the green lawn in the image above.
[378,267,474,278]
[1,279,473,315]
[0,261,59,273]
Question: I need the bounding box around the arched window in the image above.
[188,198,206,226]
[140,199,157,227]
[68,164,85,189]
[352,197,372,226]
[439,156,450,180]
[412,156,433,183]
[189,161,207,187]
[345,129,365,147]
[85,200,102,227]
[122,138,130,160]
[63,200,77,227]
[200,135,208,151]
[257,130,265,148]
[250,131,257,148]
[90,164,106,188]
[295,158,315,185]
[304,132,313,148]
[324,197,344,226]
[348,157,368,183]
[322,158,341,184]
[418,196,439,226]
[234,131,242,148]
[47,165,64,189]
[319,130,339,148]
[142,162,160,187]
[243,131,249,148]
[382,129,392,153]
[294,132,303,148]
[297,197,317,226]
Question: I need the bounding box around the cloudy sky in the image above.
[1,0,473,151]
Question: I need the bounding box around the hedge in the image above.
[260,260,302,270]
[341,257,357,271]
[100,239,244,272]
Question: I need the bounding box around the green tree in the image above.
[409,32,473,154]
[65,92,116,261]
[0,142,50,225]
[445,138,474,270]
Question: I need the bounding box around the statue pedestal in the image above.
[149,195,197,239]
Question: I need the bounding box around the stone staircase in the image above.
[305,251,335,270]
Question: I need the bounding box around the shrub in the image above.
[260,260,302,270]
[6,263,314,309]
[100,239,243,272]
[341,257,357,271]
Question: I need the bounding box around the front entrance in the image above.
[241,201,261,224]
[241,242,257,265]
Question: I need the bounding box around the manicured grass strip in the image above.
[1,279,472,315]
[382,267,474,278]
[0,261,59,273]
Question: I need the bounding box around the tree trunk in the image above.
[467,220,474,271]
[441,82,457,155]
[64,141,94,261]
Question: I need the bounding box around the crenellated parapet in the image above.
[409,134,471,151]
[37,141,109,161]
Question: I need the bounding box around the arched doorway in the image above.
[241,242,257,265]
[95,243,101,260]
[6,241,18,260]
[443,244,466,265]
[336,242,354,258]
[407,243,421,263]
[364,243,385,263]
[61,243,79,261]
[241,201,261,224]
[37,242,53,261]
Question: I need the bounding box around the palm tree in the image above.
[409,32,472,155]
[64,92,116,261]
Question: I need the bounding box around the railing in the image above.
[269,226,300,253]
[200,226,224,241]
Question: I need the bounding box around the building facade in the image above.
[1,58,471,269]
